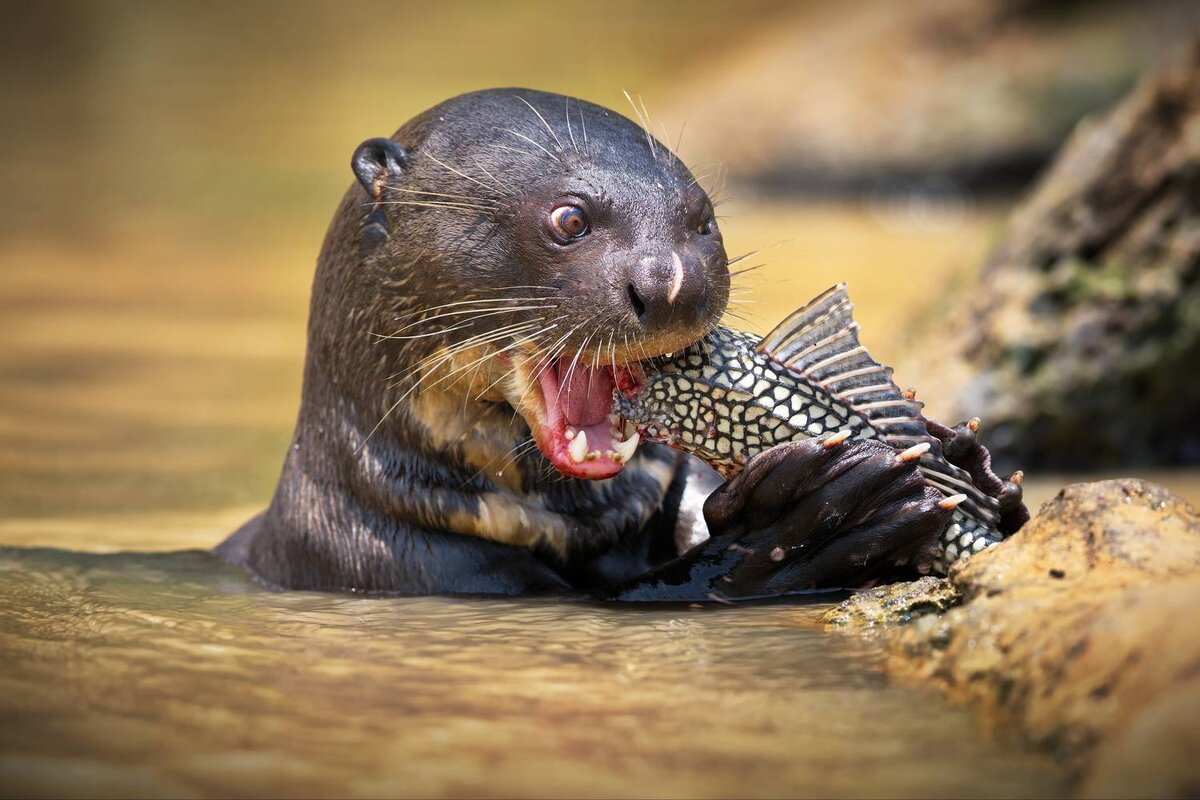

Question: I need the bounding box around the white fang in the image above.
[612,431,640,462]
[568,430,589,463]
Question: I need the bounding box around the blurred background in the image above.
[2,0,1198,539]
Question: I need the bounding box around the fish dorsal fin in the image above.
[757,284,1001,527]
[757,284,903,401]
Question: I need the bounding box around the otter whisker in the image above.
[515,95,563,151]
[493,143,540,160]
[470,157,509,195]
[429,327,553,397]
[721,311,757,327]
[373,320,477,341]
[564,97,579,155]
[424,151,505,195]
[378,305,555,339]
[376,313,546,346]
[423,318,548,359]
[471,319,567,401]
[558,325,599,405]
[502,128,559,161]
[388,322,549,398]
[377,200,495,211]
[579,103,588,155]
[526,318,590,389]
[386,322,546,386]
[622,90,658,161]
[391,298,555,320]
[392,188,502,206]
[658,121,678,161]
[385,293,559,323]
[468,437,541,488]
[674,119,687,159]
[363,325,550,452]
[394,318,546,372]
[725,250,759,267]
[729,264,766,279]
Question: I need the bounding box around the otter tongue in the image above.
[556,362,616,427]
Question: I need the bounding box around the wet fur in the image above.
[217,90,721,594]
[217,89,969,600]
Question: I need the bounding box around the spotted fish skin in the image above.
[615,285,1015,569]
[620,327,875,476]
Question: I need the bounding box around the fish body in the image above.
[615,284,1017,568]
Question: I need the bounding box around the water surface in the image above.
[0,543,1071,799]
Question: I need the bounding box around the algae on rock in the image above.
[902,39,1200,471]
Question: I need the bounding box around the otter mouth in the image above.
[526,357,645,480]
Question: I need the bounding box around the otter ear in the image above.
[351,137,408,199]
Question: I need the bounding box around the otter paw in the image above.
[700,437,951,599]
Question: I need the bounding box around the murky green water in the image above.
[0,543,1073,799]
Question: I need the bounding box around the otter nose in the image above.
[626,250,706,332]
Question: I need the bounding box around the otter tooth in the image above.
[612,431,640,463]
[608,450,624,465]
[585,450,600,462]
[565,427,577,441]
[568,430,588,463]
[623,420,637,439]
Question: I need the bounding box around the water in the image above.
[0,544,1071,799]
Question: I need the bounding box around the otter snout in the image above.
[625,249,708,333]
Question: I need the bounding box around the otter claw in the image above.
[997,473,1025,515]
[938,493,968,510]
[822,430,853,448]
[942,419,979,462]
[897,442,931,463]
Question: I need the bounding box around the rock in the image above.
[821,576,959,628]
[901,38,1200,471]
[864,479,1200,795]
[950,478,1200,596]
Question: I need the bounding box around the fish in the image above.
[614,283,1025,568]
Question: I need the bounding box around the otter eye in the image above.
[698,216,715,236]
[550,205,589,241]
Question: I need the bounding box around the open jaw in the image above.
[524,357,646,480]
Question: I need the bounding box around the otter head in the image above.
[348,89,729,480]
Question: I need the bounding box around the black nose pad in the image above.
[626,252,705,332]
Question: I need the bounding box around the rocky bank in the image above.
[826,479,1200,797]
[900,39,1200,472]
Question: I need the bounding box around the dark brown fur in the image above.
[218,89,958,600]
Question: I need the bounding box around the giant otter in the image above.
[217,89,954,600]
